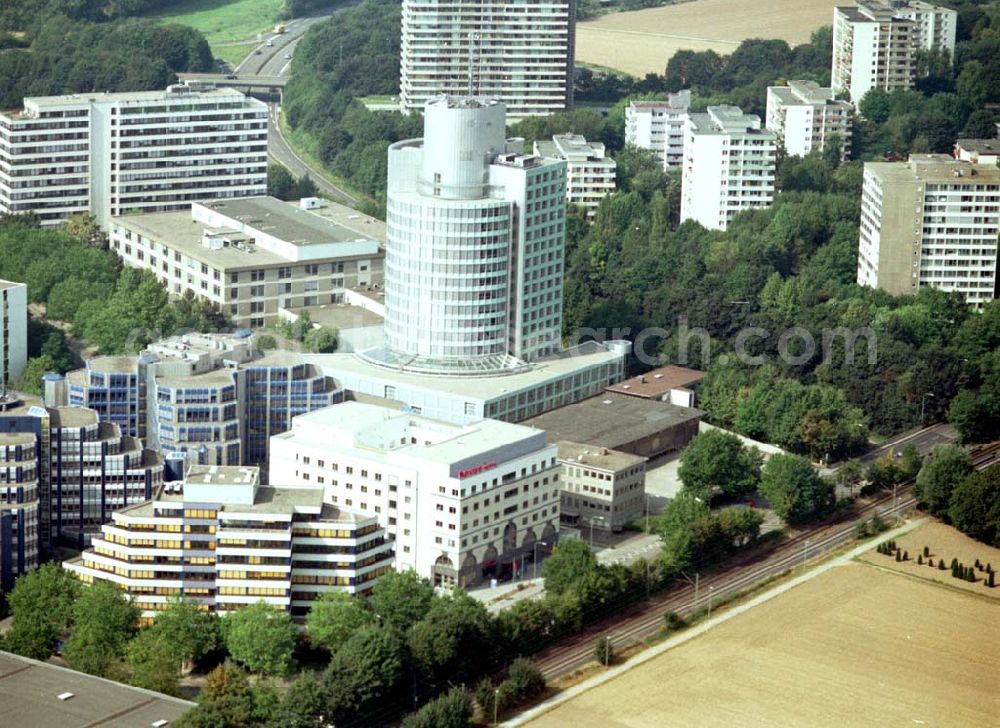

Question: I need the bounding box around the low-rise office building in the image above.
[556,441,646,533]
[857,155,1000,309]
[523,393,702,460]
[625,91,692,168]
[64,465,395,618]
[0,281,26,388]
[56,331,341,471]
[765,81,853,159]
[534,134,617,217]
[270,400,561,587]
[605,365,707,407]
[109,197,384,328]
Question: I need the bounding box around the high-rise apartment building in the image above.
[64,465,395,618]
[765,81,854,159]
[0,394,164,590]
[0,280,26,388]
[399,0,575,118]
[269,399,561,587]
[55,331,341,471]
[857,155,1000,309]
[680,106,777,231]
[533,134,617,218]
[625,91,691,168]
[0,82,267,228]
[832,2,954,105]
[109,197,384,328]
[368,96,566,373]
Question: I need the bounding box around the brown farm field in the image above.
[528,562,1000,728]
[576,0,841,77]
[859,519,1000,598]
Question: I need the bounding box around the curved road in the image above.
[227,10,360,205]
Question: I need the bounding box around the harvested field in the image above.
[576,0,841,77]
[860,519,1000,598]
[528,562,1000,728]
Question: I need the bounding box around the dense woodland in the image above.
[0,1,213,108]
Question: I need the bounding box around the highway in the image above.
[530,438,1000,681]
[220,9,361,205]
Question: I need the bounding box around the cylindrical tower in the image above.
[418,96,506,200]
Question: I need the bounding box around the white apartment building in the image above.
[556,442,646,533]
[0,280,26,387]
[533,134,617,218]
[64,465,395,618]
[955,138,999,166]
[765,81,854,159]
[269,400,561,587]
[857,155,1000,309]
[680,106,777,231]
[0,82,267,228]
[625,91,691,168]
[371,96,566,373]
[399,0,574,118]
[832,2,954,105]
[108,197,383,328]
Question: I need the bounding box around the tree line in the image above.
[0,216,228,393]
[914,445,1000,546]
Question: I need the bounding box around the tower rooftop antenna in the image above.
[468,31,482,97]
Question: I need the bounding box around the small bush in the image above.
[988,572,995,588]
[870,513,886,533]
[854,521,869,540]
[927,558,934,567]
[917,554,923,565]
[664,611,685,632]
[938,560,946,571]
[923,546,929,557]
[895,550,902,562]
[902,550,908,561]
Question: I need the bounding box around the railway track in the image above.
[534,440,1000,680]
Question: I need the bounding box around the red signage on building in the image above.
[458,461,497,479]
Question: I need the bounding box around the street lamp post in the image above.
[493,687,500,726]
[803,538,810,566]
[707,586,715,617]
[533,540,548,580]
[645,493,650,534]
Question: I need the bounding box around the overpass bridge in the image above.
[177,74,288,100]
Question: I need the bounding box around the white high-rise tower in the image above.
[363,96,566,375]
[399,0,575,118]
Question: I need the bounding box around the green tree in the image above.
[272,673,325,728]
[15,355,57,395]
[400,687,473,728]
[3,563,80,660]
[948,389,1000,444]
[126,627,180,696]
[947,466,1000,546]
[407,590,494,682]
[678,430,762,501]
[758,454,833,524]
[323,626,404,722]
[221,601,297,676]
[716,506,764,547]
[63,580,140,677]
[914,444,973,516]
[305,591,374,653]
[154,598,220,670]
[541,538,597,595]
[655,489,710,576]
[368,569,435,632]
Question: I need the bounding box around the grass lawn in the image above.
[150,0,285,45]
[213,42,256,66]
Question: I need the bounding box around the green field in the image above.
[213,42,257,66]
[150,0,285,45]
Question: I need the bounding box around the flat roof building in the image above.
[56,331,341,472]
[523,393,702,460]
[605,365,707,407]
[954,138,999,166]
[625,91,692,169]
[857,155,1000,309]
[0,280,26,387]
[534,134,617,218]
[0,82,267,228]
[765,81,853,160]
[270,400,561,587]
[400,0,574,117]
[109,197,384,328]
[65,465,394,617]
[556,441,646,533]
[0,652,194,727]
[681,106,777,231]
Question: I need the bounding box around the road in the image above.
[224,9,361,205]
[527,438,1000,682]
